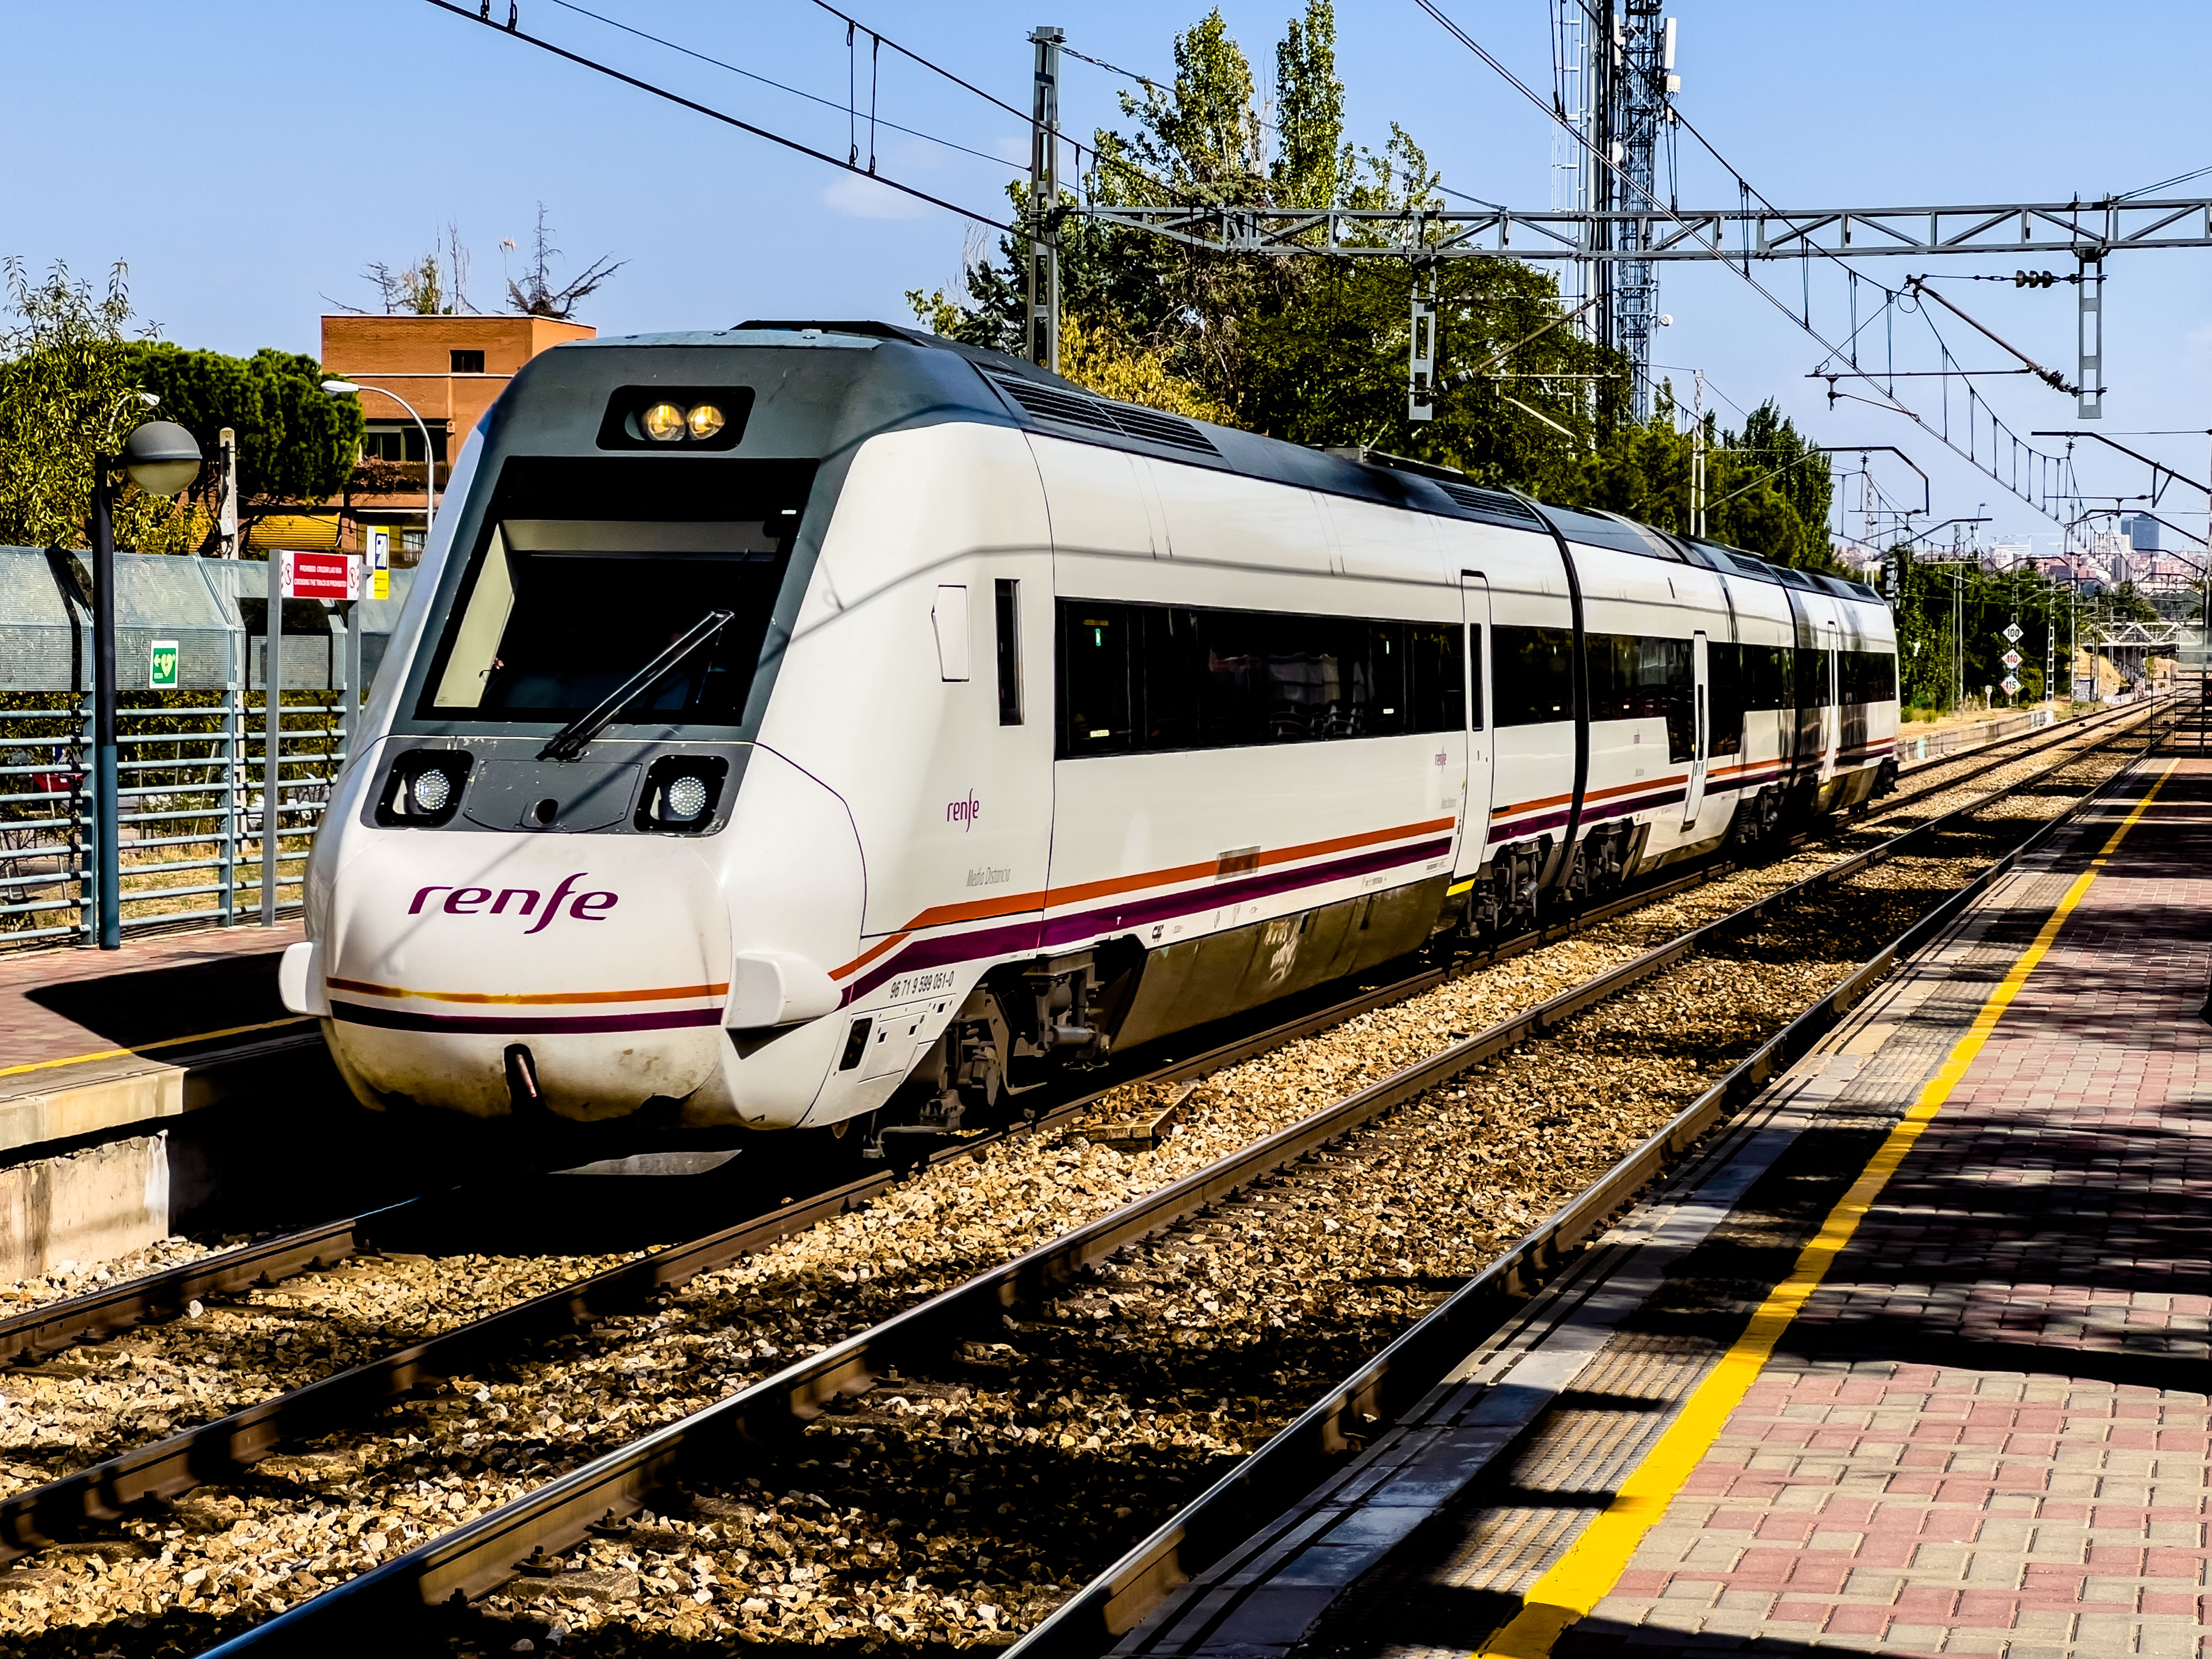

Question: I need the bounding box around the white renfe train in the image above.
[280,322,1898,1141]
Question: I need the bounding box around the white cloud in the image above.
[822,172,932,220]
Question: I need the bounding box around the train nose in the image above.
[319,837,731,1119]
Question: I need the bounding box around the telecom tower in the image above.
[1554,1,1678,417]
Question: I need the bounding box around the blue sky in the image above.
[7,1,2209,549]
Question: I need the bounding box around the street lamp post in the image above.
[320,380,435,549]
[90,417,203,949]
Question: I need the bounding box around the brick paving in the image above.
[1562,755,2212,1656]
[0,919,301,1075]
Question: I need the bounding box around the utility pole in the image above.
[215,428,238,559]
[1026,25,1064,373]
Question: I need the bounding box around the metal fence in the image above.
[0,547,412,950]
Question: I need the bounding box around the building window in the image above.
[361,423,450,464]
[451,349,486,373]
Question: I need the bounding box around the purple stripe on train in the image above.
[328,1003,725,1037]
[844,834,1457,1004]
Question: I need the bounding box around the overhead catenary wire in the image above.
[513,0,1208,227]
[796,0,1206,210]
[426,0,1016,230]
[1414,0,2084,531]
[538,0,1010,176]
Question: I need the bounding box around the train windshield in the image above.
[419,461,812,728]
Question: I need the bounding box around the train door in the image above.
[1682,630,1710,825]
[1460,572,1494,871]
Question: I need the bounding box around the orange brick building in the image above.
[318,314,593,559]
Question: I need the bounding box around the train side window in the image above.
[1584,632,1693,758]
[1493,625,1575,726]
[1256,611,1355,742]
[1364,623,1410,737]
[1742,643,1793,710]
[1646,637,1695,761]
[1795,646,1834,708]
[1060,597,1470,754]
[1708,641,1744,755]
[1060,605,1133,755]
[1195,605,1266,748]
[1410,622,1465,733]
[1136,606,1204,749]
[995,579,1022,725]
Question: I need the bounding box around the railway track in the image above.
[0,697,2143,1374]
[0,706,2151,1654]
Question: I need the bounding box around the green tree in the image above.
[0,258,200,553]
[125,343,363,537]
[906,3,1854,562]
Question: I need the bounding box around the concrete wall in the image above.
[0,1134,168,1283]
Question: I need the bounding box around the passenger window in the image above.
[1708,641,1744,755]
[1060,606,1133,753]
[1795,647,1834,708]
[1196,605,1266,748]
[1492,625,1576,726]
[1257,612,1356,741]
[1054,599,1465,757]
[1135,607,1204,749]
[1410,623,1465,734]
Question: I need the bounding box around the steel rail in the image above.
[1022,729,2157,1655]
[0,708,2139,1533]
[191,709,2143,1655]
[0,1211,402,1369]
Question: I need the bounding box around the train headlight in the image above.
[684,402,726,440]
[663,773,710,821]
[641,401,687,443]
[636,754,729,833]
[410,767,453,813]
[376,752,471,827]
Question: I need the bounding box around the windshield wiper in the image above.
[537,607,737,762]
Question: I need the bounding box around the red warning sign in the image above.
[278,550,359,601]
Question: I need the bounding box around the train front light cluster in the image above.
[636,755,728,834]
[640,400,727,444]
[375,751,471,827]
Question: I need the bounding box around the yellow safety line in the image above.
[1470,757,2178,1659]
[0,1016,314,1081]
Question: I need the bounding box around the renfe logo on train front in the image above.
[407,872,619,935]
[947,790,981,832]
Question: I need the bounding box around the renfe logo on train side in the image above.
[947,790,981,832]
[407,872,619,935]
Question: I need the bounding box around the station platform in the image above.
[0,920,312,1155]
[1131,746,2207,1658]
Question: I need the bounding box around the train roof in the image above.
[576,320,1883,608]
